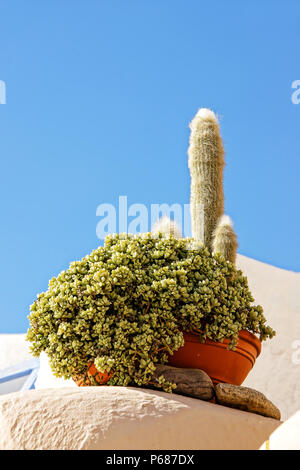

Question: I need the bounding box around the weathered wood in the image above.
[215,383,281,420]
[151,364,214,401]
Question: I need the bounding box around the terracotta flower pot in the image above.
[73,363,111,387]
[168,330,261,386]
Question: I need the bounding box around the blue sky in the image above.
[0,1,299,332]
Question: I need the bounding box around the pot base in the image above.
[73,363,111,387]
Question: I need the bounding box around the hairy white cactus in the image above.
[188,108,225,251]
[212,215,238,264]
[152,216,182,238]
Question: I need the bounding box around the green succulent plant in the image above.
[27,233,275,392]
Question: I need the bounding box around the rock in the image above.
[151,365,214,401]
[215,383,281,420]
[0,387,280,450]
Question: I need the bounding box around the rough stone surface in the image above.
[0,387,280,450]
[151,365,214,401]
[215,383,281,420]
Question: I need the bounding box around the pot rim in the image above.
[183,329,261,357]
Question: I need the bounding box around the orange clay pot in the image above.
[73,363,112,387]
[168,330,261,386]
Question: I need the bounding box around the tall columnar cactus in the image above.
[212,215,238,264]
[188,108,225,251]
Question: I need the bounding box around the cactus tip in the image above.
[218,215,233,227]
[151,216,182,239]
[189,108,219,132]
[195,108,218,122]
[212,214,238,264]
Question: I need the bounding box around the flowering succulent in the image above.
[27,233,275,392]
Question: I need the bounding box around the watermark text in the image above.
[291,80,300,104]
[96,196,196,240]
[0,80,6,104]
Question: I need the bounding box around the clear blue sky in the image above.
[1,1,299,332]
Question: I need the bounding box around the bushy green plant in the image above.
[27,233,275,392]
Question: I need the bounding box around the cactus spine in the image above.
[188,108,225,251]
[212,215,238,264]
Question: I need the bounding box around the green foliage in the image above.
[27,233,275,391]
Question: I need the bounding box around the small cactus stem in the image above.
[188,108,225,251]
[151,216,182,238]
[212,215,238,264]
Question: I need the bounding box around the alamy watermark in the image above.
[0,80,6,104]
[292,339,300,365]
[291,80,300,104]
[96,196,201,240]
